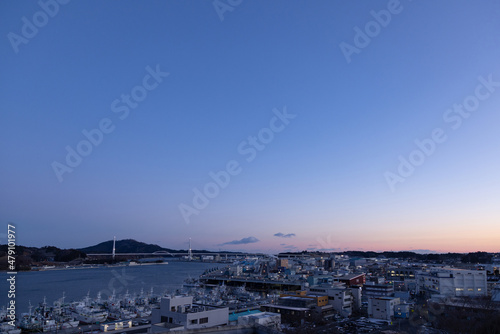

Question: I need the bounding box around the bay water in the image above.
[0,260,219,315]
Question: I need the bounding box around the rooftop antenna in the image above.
[188,238,192,261]
[112,236,116,261]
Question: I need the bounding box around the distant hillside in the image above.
[279,250,495,264]
[78,239,219,255]
[0,245,86,270]
[78,239,172,254]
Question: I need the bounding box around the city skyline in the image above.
[1,1,500,254]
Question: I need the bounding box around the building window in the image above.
[190,319,198,324]
[199,318,208,324]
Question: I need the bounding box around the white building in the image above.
[368,297,400,321]
[308,285,353,316]
[151,296,228,332]
[416,268,487,298]
[228,265,242,276]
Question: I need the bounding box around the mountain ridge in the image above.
[77,239,225,254]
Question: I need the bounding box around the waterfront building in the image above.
[151,296,228,332]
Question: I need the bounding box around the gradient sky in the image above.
[1,0,500,254]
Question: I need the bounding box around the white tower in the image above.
[112,236,116,260]
[188,238,192,261]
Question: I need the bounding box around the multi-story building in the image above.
[307,275,333,286]
[308,285,354,316]
[260,293,334,323]
[363,283,395,300]
[278,291,329,307]
[386,267,417,281]
[151,296,228,332]
[277,258,289,269]
[335,273,366,287]
[368,297,400,321]
[416,268,487,298]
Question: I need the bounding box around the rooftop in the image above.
[228,310,262,322]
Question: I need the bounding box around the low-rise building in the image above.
[151,296,228,332]
[260,303,311,324]
[394,303,410,319]
[368,297,400,321]
[336,273,366,287]
[280,290,329,307]
[237,311,281,329]
[261,293,334,324]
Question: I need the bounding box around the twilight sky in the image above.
[1,0,500,253]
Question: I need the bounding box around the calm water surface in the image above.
[0,261,219,315]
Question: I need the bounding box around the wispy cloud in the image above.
[219,236,259,246]
[274,232,296,238]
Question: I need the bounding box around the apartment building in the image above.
[151,296,228,332]
[416,268,487,298]
[368,297,400,321]
[308,285,354,316]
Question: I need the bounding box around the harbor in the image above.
[0,261,220,326]
[0,261,280,334]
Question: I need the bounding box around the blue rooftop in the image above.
[228,309,262,322]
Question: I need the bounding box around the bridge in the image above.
[86,252,271,258]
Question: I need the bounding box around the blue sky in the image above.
[1,0,500,253]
